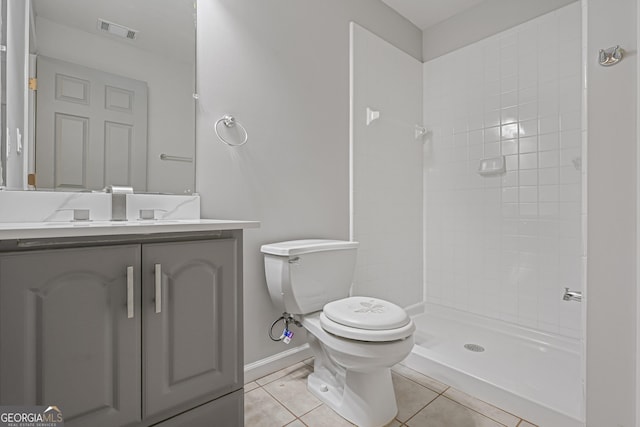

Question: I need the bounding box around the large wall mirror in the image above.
[1,0,196,194]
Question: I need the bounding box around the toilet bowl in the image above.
[303,312,414,426]
[261,240,415,427]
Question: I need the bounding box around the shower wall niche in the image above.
[423,2,583,339]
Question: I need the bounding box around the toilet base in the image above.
[307,366,397,427]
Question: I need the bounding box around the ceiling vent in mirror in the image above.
[97,19,138,40]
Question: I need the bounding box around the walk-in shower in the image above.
[350,3,585,426]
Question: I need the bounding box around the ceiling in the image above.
[380,0,486,29]
[33,0,196,63]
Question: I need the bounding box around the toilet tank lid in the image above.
[261,239,359,256]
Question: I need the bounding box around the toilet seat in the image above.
[320,312,415,342]
[323,296,411,330]
[320,296,414,342]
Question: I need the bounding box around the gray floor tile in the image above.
[250,361,532,427]
[393,363,449,393]
[300,404,356,427]
[406,396,504,427]
[392,372,439,422]
[256,362,308,386]
[244,381,260,393]
[263,365,322,417]
[245,387,295,427]
[444,387,520,427]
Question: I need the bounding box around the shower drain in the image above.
[464,343,485,352]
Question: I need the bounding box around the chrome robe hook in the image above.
[599,45,623,66]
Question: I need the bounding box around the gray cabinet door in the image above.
[151,390,243,427]
[0,245,142,427]
[142,239,241,419]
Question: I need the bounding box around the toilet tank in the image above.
[261,240,359,315]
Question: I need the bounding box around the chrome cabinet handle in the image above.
[154,263,162,314]
[127,266,134,318]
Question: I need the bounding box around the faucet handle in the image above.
[139,209,155,220]
[138,208,168,220]
[73,209,90,221]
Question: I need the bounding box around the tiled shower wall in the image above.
[423,2,583,339]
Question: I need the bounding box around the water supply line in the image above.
[269,312,302,344]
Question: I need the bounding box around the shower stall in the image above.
[350,2,585,426]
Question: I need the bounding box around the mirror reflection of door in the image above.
[35,56,148,191]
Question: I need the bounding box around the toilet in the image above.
[261,239,415,427]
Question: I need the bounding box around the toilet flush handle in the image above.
[288,257,300,264]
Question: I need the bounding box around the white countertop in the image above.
[0,219,260,240]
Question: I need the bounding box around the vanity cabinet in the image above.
[142,239,241,419]
[0,245,142,427]
[0,235,243,427]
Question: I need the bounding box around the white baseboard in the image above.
[244,343,313,383]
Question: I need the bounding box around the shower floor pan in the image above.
[404,304,583,427]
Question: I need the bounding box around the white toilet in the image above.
[261,239,415,427]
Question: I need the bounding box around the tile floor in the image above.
[244,359,538,426]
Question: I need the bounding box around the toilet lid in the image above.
[323,296,410,331]
[319,312,415,342]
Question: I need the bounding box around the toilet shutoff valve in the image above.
[268,312,301,344]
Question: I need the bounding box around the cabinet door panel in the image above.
[152,389,243,427]
[0,245,141,427]
[143,239,240,419]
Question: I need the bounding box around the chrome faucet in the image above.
[563,288,582,302]
[106,185,134,221]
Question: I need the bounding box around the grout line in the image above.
[291,417,310,427]
[252,361,534,427]
[391,369,450,425]
[258,384,302,421]
[393,373,446,395]
[260,372,323,421]
[293,402,323,420]
[440,395,512,427]
[400,389,441,425]
[255,362,308,387]
[443,386,524,426]
[391,366,450,395]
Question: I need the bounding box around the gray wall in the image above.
[422,0,577,61]
[586,0,637,425]
[196,2,640,424]
[195,0,421,365]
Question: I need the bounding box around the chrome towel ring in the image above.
[215,114,248,147]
